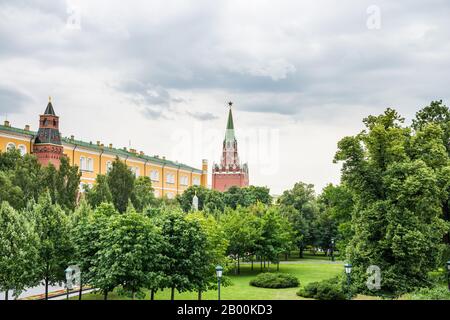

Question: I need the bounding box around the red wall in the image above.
[212,172,249,192]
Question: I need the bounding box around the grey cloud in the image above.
[186,111,219,121]
[0,86,31,114]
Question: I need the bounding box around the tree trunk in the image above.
[150,289,155,300]
[443,200,450,244]
[237,255,240,274]
[5,291,8,301]
[132,291,135,300]
[299,248,304,259]
[171,287,175,301]
[260,258,263,271]
[45,277,49,300]
[285,253,288,261]
[104,291,108,300]
[251,257,254,271]
[264,259,266,269]
[268,261,270,272]
[198,290,202,301]
[78,278,83,300]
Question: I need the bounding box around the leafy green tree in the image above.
[412,100,450,245]
[222,207,261,274]
[40,157,81,211]
[0,202,39,300]
[257,207,293,269]
[71,200,96,299]
[107,158,135,213]
[278,182,318,257]
[93,212,163,299]
[335,108,449,295]
[79,202,118,300]
[131,176,156,212]
[156,209,207,300]
[186,211,230,299]
[34,192,73,300]
[0,148,22,171]
[176,185,210,212]
[316,184,354,254]
[0,171,24,210]
[84,174,113,208]
[11,154,42,205]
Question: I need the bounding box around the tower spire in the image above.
[225,101,235,141]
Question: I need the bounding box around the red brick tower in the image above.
[33,97,64,168]
[212,102,249,191]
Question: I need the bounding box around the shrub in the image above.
[404,286,450,300]
[297,277,347,300]
[250,273,300,289]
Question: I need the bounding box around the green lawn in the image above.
[78,260,344,300]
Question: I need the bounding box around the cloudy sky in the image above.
[1,0,450,194]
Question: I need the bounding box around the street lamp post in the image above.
[344,263,352,300]
[446,261,450,291]
[331,238,335,262]
[216,265,223,302]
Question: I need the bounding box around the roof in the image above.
[0,124,202,173]
[224,106,236,142]
[44,101,56,116]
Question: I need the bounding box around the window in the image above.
[193,177,200,186]
[106,161,112,172]
[130,166,140,177]
[6,142,15,152]
[80,157,94,172]
[80,157,86,171]
[18,144,27,156]
[180,175,188,186]
[166,173,175,184]
[87,158,93,172]
[150,170,159,181]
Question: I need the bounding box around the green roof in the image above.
[0,124,202,173]
[224,106,236,142]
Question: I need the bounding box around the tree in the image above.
[278,182,318,258]
[316,184,354,254]
[186,211,230,299]
[84,174,113,208]
[222,207,261,274]
[156,209,207,300]
[176,185,211,212]
[107,158,135,213]
[257,206,293,269]
[34,192,73,300]
[71,200,95,299]
[335,108,449,295]
[41,157,81,211]
[0,202,39,300]
[93,212,163,299]
[81,202,119,300]
[0,171,24,210]
[412,100,450,245]
[131,176,156,212]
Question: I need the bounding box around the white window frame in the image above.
[6,142,16,152]
[166,173,175,184]
[18,144,27,156]
[106,161,113,173]
[80,156,86,171]
[150,170,159,182]
[87,158,93,172]
[193,177,200,186]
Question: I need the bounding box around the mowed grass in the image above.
[77,260,343,300]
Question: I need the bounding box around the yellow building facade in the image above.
[0,118,207,199]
